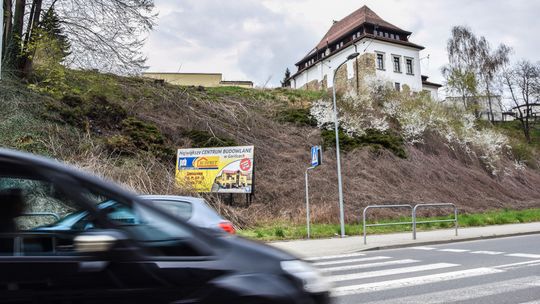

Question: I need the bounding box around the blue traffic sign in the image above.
[311,146,322,167]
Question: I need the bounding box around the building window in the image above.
[376,53,385,70]
[406,58,414,75]
[395,82,401,91]
[393,56,401,73]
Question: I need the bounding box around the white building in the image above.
[289,6,441,97]
[512,103,540,121]
[444,96,517,122]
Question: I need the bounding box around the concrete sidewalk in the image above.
[270,222,540,258]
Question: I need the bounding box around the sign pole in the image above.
[305,145,322,239]
[305,166,314,239]
[0,3,3,80]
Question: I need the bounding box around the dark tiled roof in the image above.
[316,5,411,49]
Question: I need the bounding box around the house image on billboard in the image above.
[214,170,253,189]
[288,5,441,98]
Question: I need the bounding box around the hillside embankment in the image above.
[1,70,539,227]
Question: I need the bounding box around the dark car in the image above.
[0,149,331,304]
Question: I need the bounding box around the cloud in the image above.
[143,0,540,87]
[143,0,318,85]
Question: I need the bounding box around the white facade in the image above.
[291,38,425,93]
[423,86,440,101]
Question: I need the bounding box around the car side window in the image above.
[152,200,193,221]
[0,177,89,256]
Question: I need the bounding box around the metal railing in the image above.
[413,203,458,240]
[21,212,60,221]
[362,203,459,244]
[363,204,413,245]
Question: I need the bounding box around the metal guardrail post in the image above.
[412,203,458,240]
[363,204,413,245]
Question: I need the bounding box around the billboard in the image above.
[176,146,254,193]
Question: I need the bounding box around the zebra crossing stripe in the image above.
[410,246,437,250]
[506,253,540,259]
[320,259,419,273]
[304,252,365,261]
[471,250,505,255]
[355,276,540,304]
[331,267,503,297]
[438,249,469,253]
[328,263,459,283]
[313,256,390,266]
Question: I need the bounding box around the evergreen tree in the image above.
[40,8,71,61]
[281,68,291,88]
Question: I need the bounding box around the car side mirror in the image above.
[74,230,126,253]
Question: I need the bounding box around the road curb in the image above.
[360,230,540,252]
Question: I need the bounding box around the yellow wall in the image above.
[143,73,223,87]
[220,81,254,88]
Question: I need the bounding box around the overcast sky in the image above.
[142,0,540,87]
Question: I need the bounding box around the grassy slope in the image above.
[239,208,540,241]
[1,70,540,231]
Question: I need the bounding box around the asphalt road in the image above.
[308,234,540,304]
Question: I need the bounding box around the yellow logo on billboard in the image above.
[194,156,219,169]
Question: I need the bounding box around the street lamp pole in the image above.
[332,52,360,238]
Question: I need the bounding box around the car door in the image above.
[92,198,229,303]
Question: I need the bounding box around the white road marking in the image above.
[506,253,540,259]
[411,246,437,250]
[328,263,459,282]
[471,250,505,255]
[494,259,540,270]
[320,259,420,273]
[438,249,470,253]
[517,301,540,304]
[313,256,390,266]
[304,252,365,261]
[358,276,540,304]
[331,267,503,297]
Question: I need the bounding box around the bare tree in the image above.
[2,0,156,77]
[503,60,540,143]
[442,26,512,121]
[477,39,512,123]
[442,26,481,113]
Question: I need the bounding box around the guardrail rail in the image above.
[362,203,459,244]
[362,204,413,245]
[413,203,458,240]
